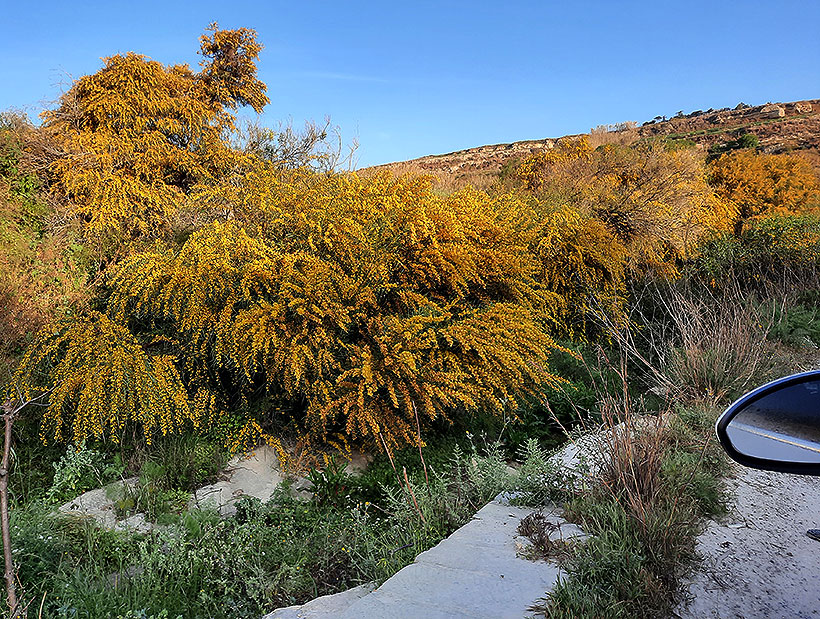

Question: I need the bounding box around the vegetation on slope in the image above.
[1,23,820,619]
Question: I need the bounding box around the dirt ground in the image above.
[675,465,820,618]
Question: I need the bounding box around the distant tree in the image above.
[239,117,357,172]
[707,133,760,160]
[709,151,820,236]
[736,133,760,149]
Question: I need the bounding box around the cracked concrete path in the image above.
[266,497,584,619]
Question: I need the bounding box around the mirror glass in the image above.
[726,379,820,464]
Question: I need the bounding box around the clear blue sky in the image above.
[2,0,818,168]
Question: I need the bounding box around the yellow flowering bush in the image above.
[16,170,569,452]
[41,24,268,252]
[708,150,820,236]
[12,313,194,444]
[531,206,628,335]
[516,140,729,274]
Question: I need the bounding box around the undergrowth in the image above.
[535,400,729,618]
[7,438,525,618]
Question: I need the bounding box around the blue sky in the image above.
[2,0,818,167]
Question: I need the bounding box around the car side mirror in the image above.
[716,370,820,475]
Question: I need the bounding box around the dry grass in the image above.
[587,123,640,149]
[541,384,718,617]
[532,319,737,617]
[517,511,573,561]
[359,161,499,194]
[662,291,774,402]
[598,280,782,406]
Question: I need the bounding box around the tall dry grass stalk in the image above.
[594,279,780,405]
[571,347,675,536]
[660,286,776,402]
[550,346,704,615]
[597,397,666,525]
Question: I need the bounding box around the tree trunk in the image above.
[0,403,18,617]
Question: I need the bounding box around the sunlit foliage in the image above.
[693,214,820,291]
[515,137,594,194]
[102,171,566,451]
[510,139,728,333]
[11,25,819,458]
[12,313,194,444]
[12,169,569,452]
[708,150,820,236]
[41,24,268,251]
[529,206,628,335]
[516,140,727,272]
[0,118,87,366]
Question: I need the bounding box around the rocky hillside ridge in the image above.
[369,98,819,180]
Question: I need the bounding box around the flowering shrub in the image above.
[14,171,569,453]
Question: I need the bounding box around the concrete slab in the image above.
[338,560,556,619]
[263,582,376,618]
[330,496,572,619]
[441,503,546,549]
[337,590,481,619]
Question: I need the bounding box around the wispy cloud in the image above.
[298,71,392,84]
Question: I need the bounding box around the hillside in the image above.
[370,98,820,184]
[3,23,820,618]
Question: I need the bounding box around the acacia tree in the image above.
[708,150,820,236]
[14,170,568,454]
[112,171,568,452]
[42,24,269,254]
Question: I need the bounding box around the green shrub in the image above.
[692,215,820,295]
[707,132,759,159]
[661,450,726,517]
[512,438,577,506]
[665,137,696,151]
[766,298,820,348]
[46,442,124,504]
[500,345,618,454]
[547,497,661,618]
[535,402,727,618]
[307,455,353,508]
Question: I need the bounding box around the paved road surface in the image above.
[676,465,820,618]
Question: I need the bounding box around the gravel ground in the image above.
[675,465,820,618]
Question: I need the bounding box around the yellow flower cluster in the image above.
[13,313,194,444]
[520,142,726,260]
[41,25,268,249]
[515,137,594,193]
[104,171,564,452]
[709,150,820,235]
